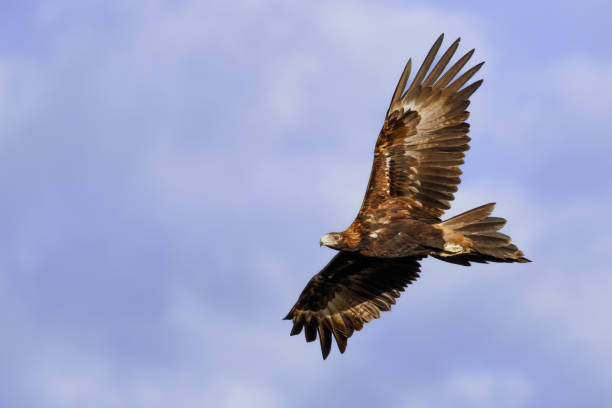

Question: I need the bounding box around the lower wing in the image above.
[284,251,422,359]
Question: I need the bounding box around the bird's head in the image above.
[320,232,345,249]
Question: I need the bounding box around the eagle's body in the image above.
[285,34,530,359]
[323,213,445,258]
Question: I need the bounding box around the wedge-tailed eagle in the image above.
[284,34,530,359]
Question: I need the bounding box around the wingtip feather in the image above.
[389,58,412,107]
[406,34,445,94]
[318,326,332,359]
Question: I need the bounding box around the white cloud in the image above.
[520,262,612,381]
[315,3,489,62]
[258,53,324,128]
[401,370,531,408]
[0,60,46,138]
[30,315,291,408]
[555,57,612,123]
[476,54,612,155]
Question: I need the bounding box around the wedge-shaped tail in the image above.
[434,203,530,265]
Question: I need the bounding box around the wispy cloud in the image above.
[1,0,611,407]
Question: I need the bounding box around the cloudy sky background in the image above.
[2,0,611,406]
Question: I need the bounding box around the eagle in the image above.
[284,34,530,359]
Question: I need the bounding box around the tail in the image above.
[433,203,531,265]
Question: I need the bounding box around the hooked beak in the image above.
[320,233,333,247]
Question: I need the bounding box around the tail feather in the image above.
[440,203,495,230]
[469,233,511,248]
[456,217,506,233]
[437,203,530,264]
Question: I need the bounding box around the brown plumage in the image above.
[285,34,530,359]
[284,252,422,359]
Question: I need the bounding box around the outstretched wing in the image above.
[284,252,422,359]
[358,34,484,221]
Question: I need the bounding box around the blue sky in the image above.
[1,1,611,407]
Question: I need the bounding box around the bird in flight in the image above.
[284,34,530,359]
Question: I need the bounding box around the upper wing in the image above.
[358,34,484,221]
[284,251,422,359]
